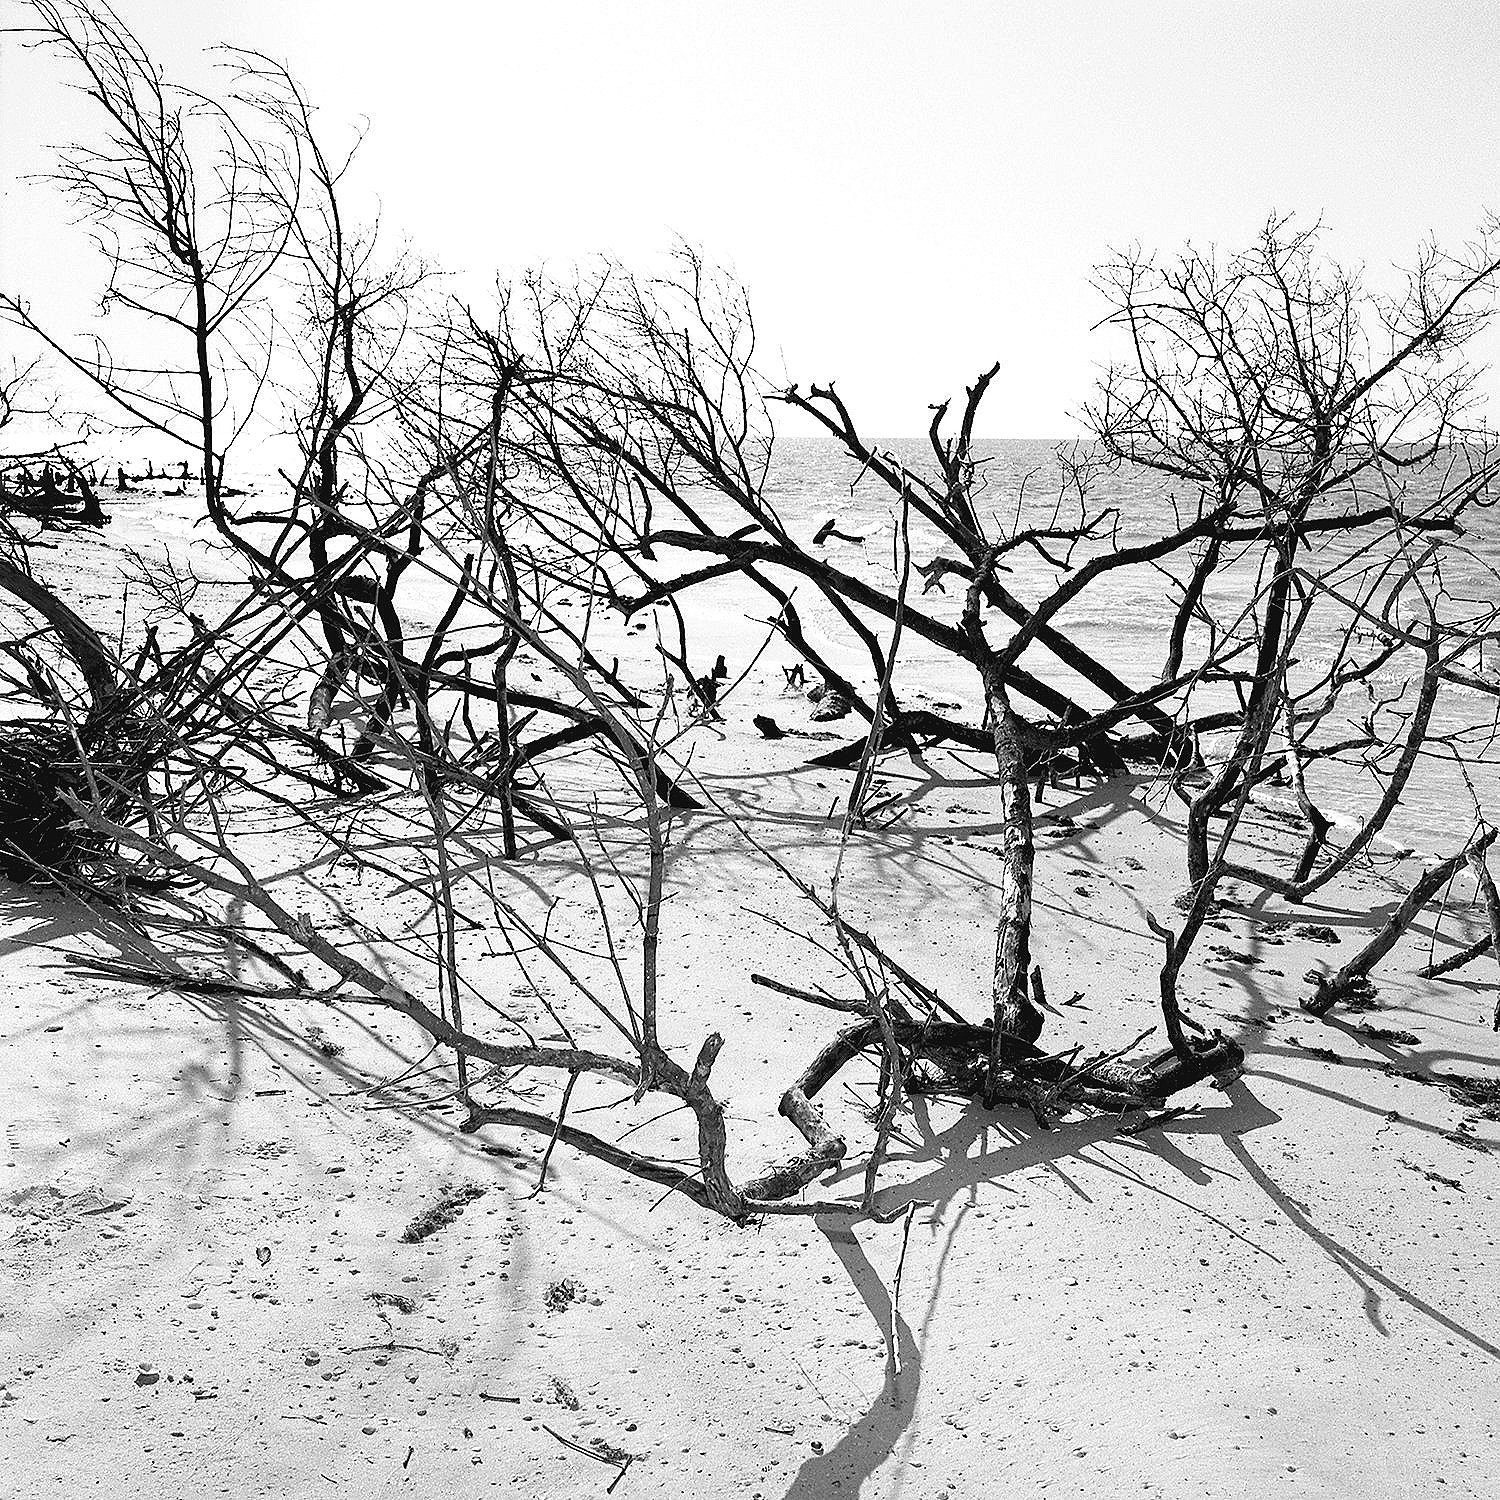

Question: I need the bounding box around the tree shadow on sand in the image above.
[777,1080,1281,1498]
[777,1217,928,1500]
[1224,1130,1500,1358]
[0,874,497,1187]
[779,1065,1500,1497]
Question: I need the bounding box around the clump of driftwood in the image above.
[0,552,151,882]
[0,722,121,881]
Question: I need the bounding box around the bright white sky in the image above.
[4,0,1500,436]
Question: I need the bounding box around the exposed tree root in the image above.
[745,1014,1242,1200]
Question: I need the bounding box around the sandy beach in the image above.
[8,2,1500,1494]
[3,484,1500,1500]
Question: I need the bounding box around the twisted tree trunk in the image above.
[0,554,118,715]
[979,658,1044,1104]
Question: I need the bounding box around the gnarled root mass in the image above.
[748,1017,1244,1201]
[0,716,155,883]
[0,723,103,880]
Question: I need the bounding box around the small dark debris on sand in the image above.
[1042,816,1099,842]
[306,1025,344,1058]
[589,1435,637,1464]
[1383,1063,1435,1086]
[547,1375,581,1409]
[400,1182,487,1243]
[1442,1125,1491,1154]
[1293,924,1340,944]
[1287,1036,1344,1064]
[1400,1160,1464,1192]
[1441,1073,1500,1121]
[1210,946,1259,966]
[1355,1023,1420,1046]
[367,1290,419,1315]
[544,1277,584,1312]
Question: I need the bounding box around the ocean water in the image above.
[738,436,1500,860]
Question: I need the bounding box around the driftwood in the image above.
[0,554,139,880]
[1304,828,1499,1015]
[744,1012,1243,1202]
[1420,933,1495,981]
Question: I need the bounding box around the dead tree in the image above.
[4,5,649,832]
[404,251,1253,1129]
[60,557,1236,1222]
[1091,217,1500,901]
[11,13,1493,1219]
[1079,218,1500,1027]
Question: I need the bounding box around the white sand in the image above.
[3,489,1499,1497]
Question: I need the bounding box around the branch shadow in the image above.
[777,1220,921,1499]
[773,1077,1282,1498]
[778,1200,973,1500]
[1224,1129,1500,1359]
